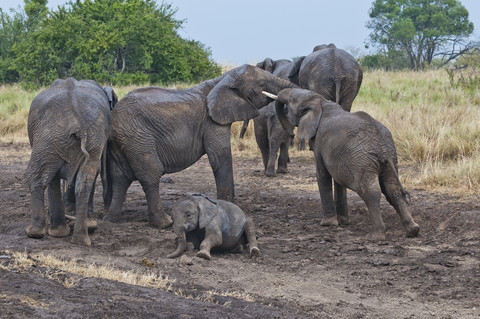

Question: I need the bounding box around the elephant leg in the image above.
[245,218,260,257]
[86,173,98,232]
[276,141,289,174]
[47,176,70,238]
[357,178,386,241]
[63,181,75,214]
[334,181,349,226]
[380,179,420,238]
[254,127,269,171]
[103,160,131,223]
[316,156,337,226]
[197,229,223,260]
[26,186,47,239]
[71,168,97,246]
[265,139,280,177]
[141,181,173,229]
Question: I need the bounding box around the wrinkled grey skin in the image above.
[241,44,363,174]
[240,58,294,176]
[167,195,260,260]
[275,88,420,240]
[103,65,295,228]
[25,78,116,246]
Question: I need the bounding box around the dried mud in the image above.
[1,141,479,318]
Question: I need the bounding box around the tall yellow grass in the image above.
[1,69,479,193]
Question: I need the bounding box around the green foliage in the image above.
[1,0,221,88]
[367,0,476,70]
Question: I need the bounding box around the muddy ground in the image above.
[0,141,479,318]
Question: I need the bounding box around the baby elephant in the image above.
[167,195,260,260]
[266,88,420,240]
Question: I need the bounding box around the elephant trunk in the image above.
[167,227,187,258]
[275,99,295,135]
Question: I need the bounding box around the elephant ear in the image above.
[207,65,260,125]
[103,87,118,110]
[286,56,305,85]
[195,196,219,229]
[256,58,274,73]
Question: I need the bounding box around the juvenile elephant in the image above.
[25,78,117,246]
[268,88,420,240]
[167,195,260,260]
[239,58,294,176]
[103,64,295,228]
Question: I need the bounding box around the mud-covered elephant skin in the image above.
[25,78,116,246]
[274,88,420,240]
[103,64,296,228]
[167,195,260,260]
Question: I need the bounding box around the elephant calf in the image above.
[167,195,260,260]
[268,88,420,240]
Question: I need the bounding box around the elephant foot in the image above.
[320,215,339,226]
[366,232,386,241]
[405,222,420,238]
[197,250,211,260]
[71,233,91,246]
[249,246,261,257]
[103,212,121,223]
[276,167,288,174]
[265,170,276,177]
[337,215,350,226]
[150,213,173,229]
[26,224,46,239]
[48,224,70,238]
[87,217,98,232]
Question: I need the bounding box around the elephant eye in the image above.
[186,211,192,217]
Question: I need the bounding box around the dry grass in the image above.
[0,250,256,304]
[0,250,171,290]
[1,68,479,194]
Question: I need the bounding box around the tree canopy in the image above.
[0,0,221,87]
[366,0,476,70]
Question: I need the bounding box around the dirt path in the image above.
[1,142,479,318]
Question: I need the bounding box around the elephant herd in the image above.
[24,44,419,260]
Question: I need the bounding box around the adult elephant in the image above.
[25,78,117,246]
[103,64,296,228]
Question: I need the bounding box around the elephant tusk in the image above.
[65,214,76,221]
[261,91,278,100]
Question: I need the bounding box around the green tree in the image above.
[367,0,477,70]
[0,8,27,83]
[12,0,221,87]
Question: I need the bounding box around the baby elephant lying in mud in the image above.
[167,195,260,260]
[265,88,420,240]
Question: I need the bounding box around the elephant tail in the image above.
[386,158,411,205]
[335,78,341,105]
[75,131,90,194]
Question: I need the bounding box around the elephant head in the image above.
[265,88,325,141]
[256,58,292,74]
[167,195,218,258]
[207,64,296,125]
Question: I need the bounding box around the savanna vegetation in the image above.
[1,68,479,194]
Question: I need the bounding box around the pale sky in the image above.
[1,0,479,65]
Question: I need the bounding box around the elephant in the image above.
[241,44,363,175]
[239,58,294,176]
[25,77,117,246]
[167,194,260,260]
[102,64,296,228]
[269,88,420,240]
